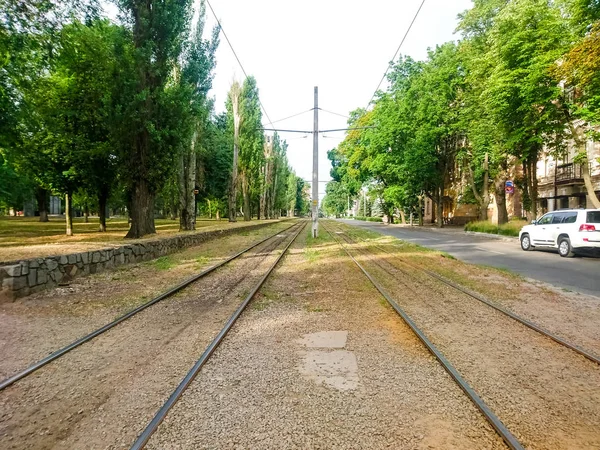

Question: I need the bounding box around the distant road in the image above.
[339,219,600,298]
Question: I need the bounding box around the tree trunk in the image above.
[125,179,156,238]
[467,161,489,221]
[522,160,532,221]
[65,193,73,236]
[530,157,538,218]
[84,203,89,223]
[228,82,241,222]
[179,131,197,231]
[98,189,108,232]
[216,209,220,220]
[564,113,600,208]
[494,176,508,225]
[571,125,600,208]
[36,187,49,222]
[242,175,251,221]
[481,153,489,220]
[436,185,444,228]
[170,190,178,220]
[269,171,277,219]
[260,170,267,220]
[582,161,600,208]
[400,210,406,224]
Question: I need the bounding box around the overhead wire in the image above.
[318,108,350,120]
[206,0,276,129]
[262,109,312,127]
[364,0,426,111]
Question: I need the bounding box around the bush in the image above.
[464,220,527,237]
[353,216,383,222]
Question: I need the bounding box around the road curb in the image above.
[464,231,519,242]
[345,219,519,243]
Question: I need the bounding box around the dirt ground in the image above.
[326,221,600,449]
[0,221,302,450]
[1,218,598,449]
[147,225,504,449]
[0,221,295,380]
[0,216,287,262]
[335,222,600,357]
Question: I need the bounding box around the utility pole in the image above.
[312,86,319,237]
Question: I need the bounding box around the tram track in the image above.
[322,220,600,449]
[330,221,600,364]
[0,221,302,392]
[321,221,524,450]
[0,221,306,450]
[129,220,306,449]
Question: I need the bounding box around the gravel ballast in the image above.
[333,223,600,449]
[0,222,294,381]
[0,225,300,450]
[146,228,504,449]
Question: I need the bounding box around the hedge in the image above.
[353,216,383,222]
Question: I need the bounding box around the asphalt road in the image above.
[339,219,600,298]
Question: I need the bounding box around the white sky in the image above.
[203,0,473,198]
[105,0,474,199]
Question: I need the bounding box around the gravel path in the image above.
[0,225,300,450]
[333,225,600,449]
[345,225,600,357]
[0,222,293,380]
[146,227,504,449]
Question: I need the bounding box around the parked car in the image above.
[519,209,600,257]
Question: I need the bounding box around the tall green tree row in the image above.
[2,0,267,235]
[328,0,600,225]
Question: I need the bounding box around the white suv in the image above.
[519,209,600,257]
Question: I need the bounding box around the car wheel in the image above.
[520,234,532,251]
[558,237,575,258]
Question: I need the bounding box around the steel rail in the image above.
[322,222,524,450]
[129,221,306,450]
[0,221,302,391]
[335,222,600,365]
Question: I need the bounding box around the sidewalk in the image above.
[347,219,519,243]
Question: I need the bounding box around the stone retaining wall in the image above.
[0,222,279,302]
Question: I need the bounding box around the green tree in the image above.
[238,76,264,221]
[177,1,220,230]
[117,0,193,238]
[555,12,600,207]
[322,181,350,217]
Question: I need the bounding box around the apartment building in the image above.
[536,139,600,213]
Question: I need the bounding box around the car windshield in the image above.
[586,211,600,223]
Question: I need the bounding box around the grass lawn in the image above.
[464,219,527,237]
[0,216,227,262]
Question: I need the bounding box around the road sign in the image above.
[505,180,514,194]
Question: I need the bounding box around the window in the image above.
[587,211,600,223]
[552,213,565,224]
[538,213,554,225]
[562,212,578,224]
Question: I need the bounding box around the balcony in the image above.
[555,163,583,184]
[538,163,588,186]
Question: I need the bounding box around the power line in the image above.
[318,108,350,120]
[206,0,275,128]
[261,128,313,134]
[262,109,312,127]
[365,0,426,111]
